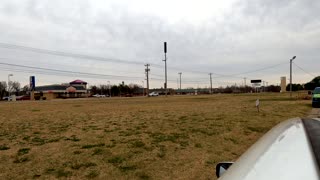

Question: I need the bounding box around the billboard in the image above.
[251,79,262,83]
[30,76,35,90]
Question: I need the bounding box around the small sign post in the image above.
[30,76,35,100]
[256,99,260,112]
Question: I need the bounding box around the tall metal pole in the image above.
[209,73,213,94]
[178,72,182,90]
[145,64,150,97]
[290,56,296,98]
[163,42,167,97]
[8,74,13,98]
[142,81,144,96]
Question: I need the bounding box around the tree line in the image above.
[0,81,30,100]
[1,76,320,100]
[90,83,142,96]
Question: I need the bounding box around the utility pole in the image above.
[209,73,213,94]
[290,56,296,98]
[142,81,144,96]
[163,42,167,97]
[108,81,111,97]
[145,64,150,97]
[178,72,182,90]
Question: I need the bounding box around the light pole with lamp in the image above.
[8,74,13,100]
[290,56,296,98]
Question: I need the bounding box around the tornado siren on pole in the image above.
[163,42,168,97]
[164,42,167,53]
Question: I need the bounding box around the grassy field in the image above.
[0,93,312,179]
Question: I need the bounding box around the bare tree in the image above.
[0,81,7,99]
[11,81,21,94]
[22,85,30,92]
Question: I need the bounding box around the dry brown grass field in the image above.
[0,93,312,179]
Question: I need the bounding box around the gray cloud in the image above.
[0,0,319,88]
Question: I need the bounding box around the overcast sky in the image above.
[0,0,319,88]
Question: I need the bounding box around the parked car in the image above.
[92,94,106,98]
[216,118,320,180]
[16,95,30,101]
[312,87,320,107]
[2,96,10,101]
[149,92,159,96]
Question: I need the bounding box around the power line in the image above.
[0,42,294,82]
[0,42,236,78]
[229,62,288,76]
[0,42,157,66]
[293,62,316,78]
[0,62,144,80]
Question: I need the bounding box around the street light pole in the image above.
[290,56,296,98]
[178,72,182,90]
[8,74,13,99]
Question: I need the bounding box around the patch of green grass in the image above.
[157,145,166,158]
[189,128,217,136]
[179,141,189,147]
[247,126,268,133]
[45,168,55,174]
[108,156,125,164]
[47,137,61,143]
[205,160,216,166]
[70,162,97,170]
[119,165,137,172]
[92,148,103,155]
[31,109,41,112]
[179,116,188,120]
[224,137,239,144]
[130,140,145,148]
[22,136,30,141]
[73,151,82,155]
[150,132,188,143]
[136,171,151,180]
[105,142,116,148]
[31,137,47,145]
[13,156,29,163]
[195,143,202,148]
[17,148,30,156]
[55,169,72,178]
[81,143,105,149]
[0,144,10,150]
[85,170,100,178]
[32,174,41,178]
[65,135,81,142]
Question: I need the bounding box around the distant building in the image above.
[34,80,88,100]
[280,77,286,92]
